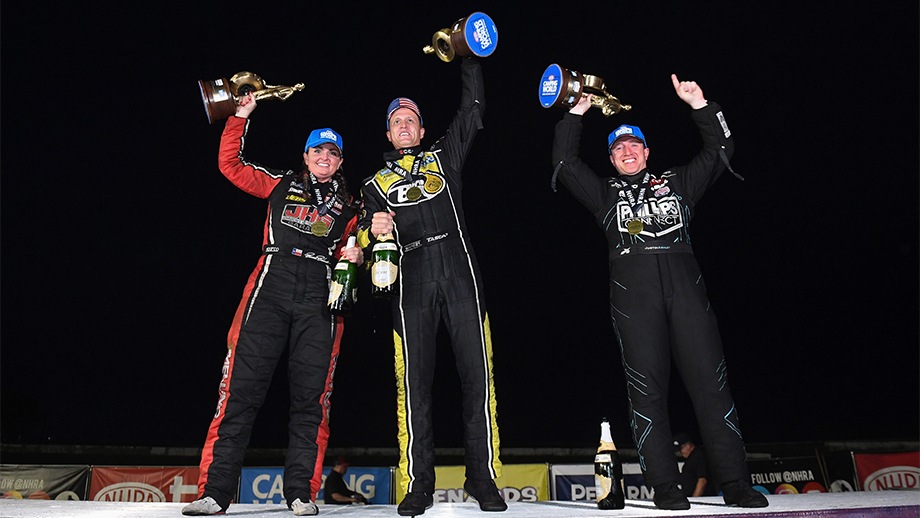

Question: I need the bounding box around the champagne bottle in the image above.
[595,418,625,509]
[328,235,357,315]
[371,233,399,299]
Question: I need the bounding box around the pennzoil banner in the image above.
[550,463,649,501]
[0,465,89,500]
[89,466,199,502]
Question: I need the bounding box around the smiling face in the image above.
[386,107,425,149]
[609,136,649,176]
[303,143,343,182]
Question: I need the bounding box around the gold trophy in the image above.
[538,64,631,117]
[198,72,305,124]
[422,12,498,62]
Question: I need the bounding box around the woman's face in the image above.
[303,143,343,182]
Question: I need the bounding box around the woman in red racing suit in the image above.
[184,94,362,517]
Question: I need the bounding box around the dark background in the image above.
[2,2,917,457]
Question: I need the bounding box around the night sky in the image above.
[2,2,917,456]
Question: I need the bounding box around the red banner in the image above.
[853,452,920,491]
[89,466,200,502]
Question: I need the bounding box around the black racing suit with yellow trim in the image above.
[552,103,752,489]
[194,115,359,510]
[356,57,502,494]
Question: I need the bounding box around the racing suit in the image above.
[194,116,359,509]
[356,57,502,494]
[552,102,751,488]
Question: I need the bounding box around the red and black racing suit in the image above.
[357,57,502,495]
[194,115,359,510]
[552,102,752,489]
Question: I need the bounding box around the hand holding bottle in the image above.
[340,239,364,266]
[371,211,396,238]
[328,236,358,315]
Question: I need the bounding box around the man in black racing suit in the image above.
[357,56,505,516]
[551,74,768,510]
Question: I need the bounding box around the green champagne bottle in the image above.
[371,233,399,299]
[328,235,357,315]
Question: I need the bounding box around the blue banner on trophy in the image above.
[538,64,631,117]
[423,12,498,62]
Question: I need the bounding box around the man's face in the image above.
[386,107,425,149]
[609,137,649,176]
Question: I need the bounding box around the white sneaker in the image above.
[182,496,225,515]
[290,497,319,516]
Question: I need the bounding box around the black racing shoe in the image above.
[652,482,690,511]
[722,480,769,508]
[463,478,508,512]
[397,491,433,516]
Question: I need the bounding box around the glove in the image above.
[353,494,368,505]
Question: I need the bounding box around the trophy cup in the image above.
[422,12,498,62]
[538,64,632,117]
[198,72,305,124]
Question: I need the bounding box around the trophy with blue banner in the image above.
[538,64,631,117]
[423,12,498,62]
[198,72,305,124]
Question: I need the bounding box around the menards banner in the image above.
[394,464,549,503]
[0,465,89,500]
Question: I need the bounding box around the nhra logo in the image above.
[319,129,338,142]
[863,466,920,490]
[94,482,166,502]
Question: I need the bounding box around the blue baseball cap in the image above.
[305,128,343,154]
[386,97,423,129]
[607,124,647,151]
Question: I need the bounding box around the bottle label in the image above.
[373,242,398,251]
[595,453,612,463]
[372,261,398,288]
[327,281,344,305]
[594,473,613,501]
[334,261,350,271]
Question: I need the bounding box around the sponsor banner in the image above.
[821,451,859,492]
[0,464,89,501]
[239,466,392,505]
[747,457,827,495]
[550,463,650,502]
[394,464,549,503]
[854,451,920,491]
[89,466,199,503]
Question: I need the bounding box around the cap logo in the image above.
[320,129,337,142]
[615,127,634,138]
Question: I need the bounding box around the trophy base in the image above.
[198,78,236,125]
